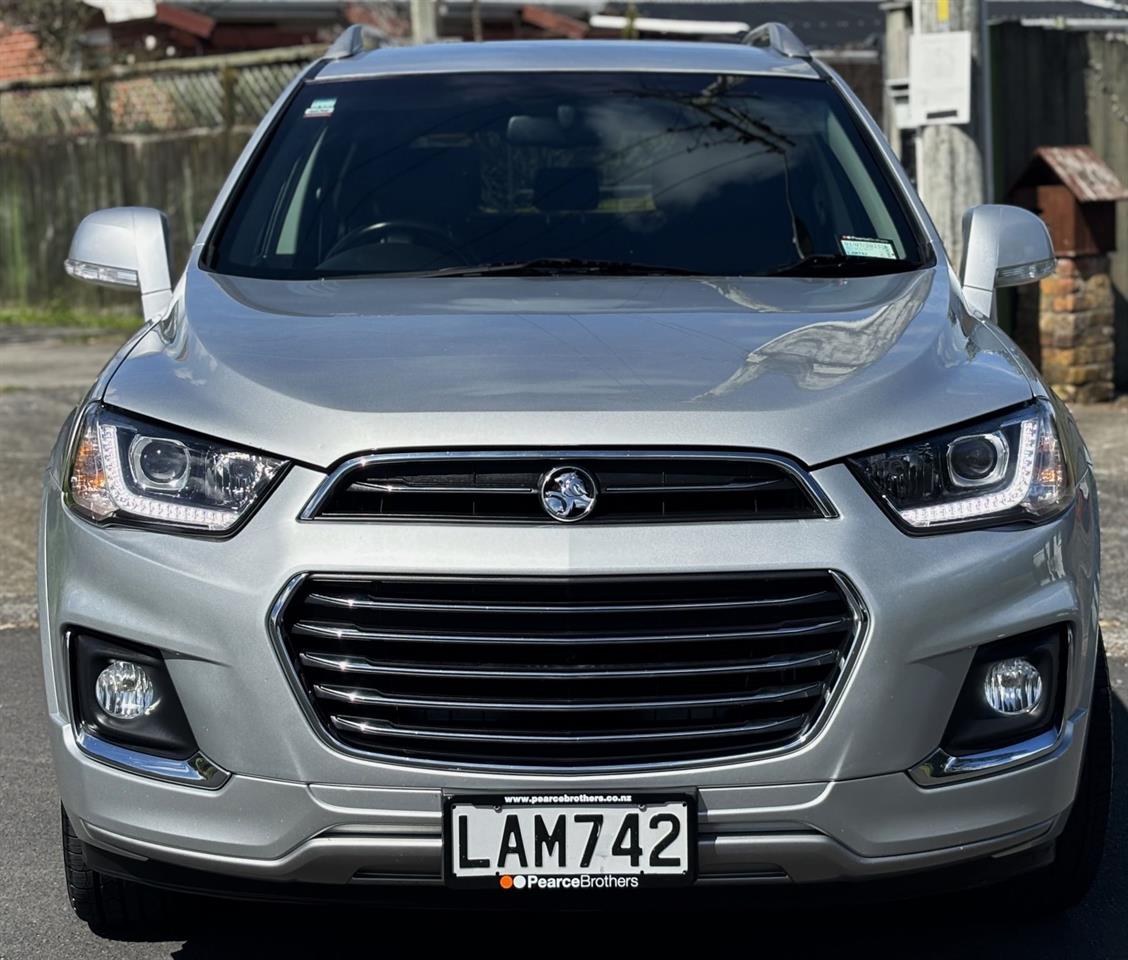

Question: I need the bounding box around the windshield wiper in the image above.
[414,257,705,278]
[767,254,921,278]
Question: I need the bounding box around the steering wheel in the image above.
[323,220,468,264]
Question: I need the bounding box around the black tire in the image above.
[61,807,177,938]
[1004,636,1113,912]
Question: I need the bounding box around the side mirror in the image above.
[960,204,1056,321]
[65,207,172,320]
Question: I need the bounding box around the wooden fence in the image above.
[0,46,317,306]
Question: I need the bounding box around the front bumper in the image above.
[40,458,1101,887]
[60,715,1080,886]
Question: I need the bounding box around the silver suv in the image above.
[43,24,1110,933]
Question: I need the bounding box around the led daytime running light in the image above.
[98,423,239,529]
[66,406,284,534]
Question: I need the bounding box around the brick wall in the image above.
[0,23,44,82]
[1032,256,1116,403]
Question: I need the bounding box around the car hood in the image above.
[104,265,1034,468]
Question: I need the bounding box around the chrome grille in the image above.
[302,450,831,523]
[273,572,862,769]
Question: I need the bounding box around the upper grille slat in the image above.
[350,482,537,495]
[304,450,830,524]
[601,479,795,494]
[275,572,861,770]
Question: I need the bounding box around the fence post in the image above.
[93,72,111,136]
[221,64,237,161]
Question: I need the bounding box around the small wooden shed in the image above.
[1008,146,1125,403]
[1009,145,1128,257]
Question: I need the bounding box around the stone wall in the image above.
[1033,256,1116,403]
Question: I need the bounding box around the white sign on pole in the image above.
[909,31,972,127]
[83,0,157,24]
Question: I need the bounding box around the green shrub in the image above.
[0,303,139,331]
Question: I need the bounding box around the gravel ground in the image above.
[1075,397,1128,658]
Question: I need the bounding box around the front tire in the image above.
[61,808,176,937]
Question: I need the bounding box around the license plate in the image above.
[444,793,695,890]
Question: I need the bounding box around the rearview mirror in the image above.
[960,204,1055,321]
[507,107,600,147]
[65,207,172,320]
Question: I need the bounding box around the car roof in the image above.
[315,39,821,82]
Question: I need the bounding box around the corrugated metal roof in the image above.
[1035,145,1128,202]
[604,3,883,48]
[993,0,1128,21]
[997,0,1128,19]
[603,1,1128,49]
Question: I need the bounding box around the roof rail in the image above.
[742,22,811,61]
[323,23,388,60]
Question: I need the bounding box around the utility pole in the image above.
[410,0,438,44]
[914,0,991,269]
[471,0,483,41]
[881,1,912,160]
[622,2,639,39]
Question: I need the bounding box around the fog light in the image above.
[95,660,158,719]
[984,658,1043,715]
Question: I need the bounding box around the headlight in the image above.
[66,405,286,534]
[850,400,1074,532]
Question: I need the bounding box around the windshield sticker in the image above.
[304,98,336,119]
[839,236,898,260]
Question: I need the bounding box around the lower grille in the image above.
[273,572,862,770]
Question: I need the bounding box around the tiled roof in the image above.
[0,24,45,82]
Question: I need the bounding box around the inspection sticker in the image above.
[304,97,336,118]
[839,236,897,260]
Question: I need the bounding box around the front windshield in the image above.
[208,71,928,279]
